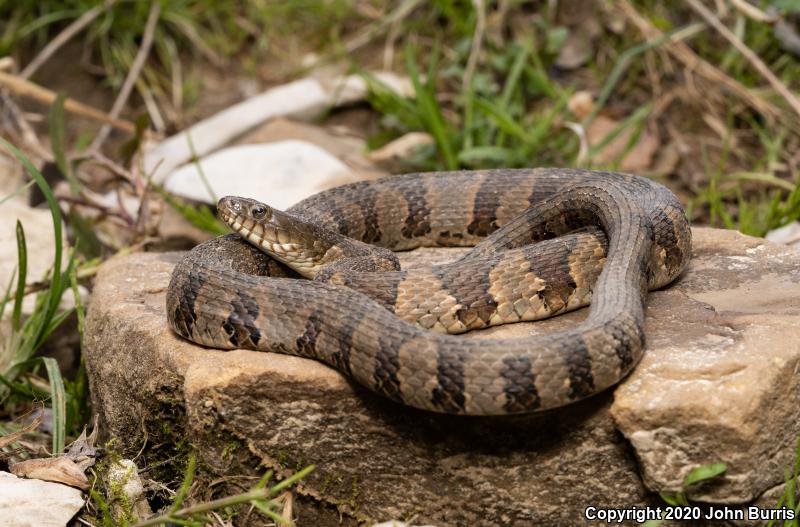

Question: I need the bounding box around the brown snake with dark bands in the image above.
[166,168,691,415]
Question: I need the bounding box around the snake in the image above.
[166,168,691,415]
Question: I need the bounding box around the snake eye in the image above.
[251,205,267,219]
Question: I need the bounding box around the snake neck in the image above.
[218,196,397,279]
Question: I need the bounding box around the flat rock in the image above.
[163,140,366,209]
[611,228,800,502]
[0,471,84,527]
[83,228,800,525]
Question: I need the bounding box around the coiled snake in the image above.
[166,168,691,415]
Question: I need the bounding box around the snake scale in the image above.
[166,168,691,415]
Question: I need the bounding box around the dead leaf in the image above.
[586,115,660,172]
[555,18,602,70]
[65,423,101,471]
[10,456,90,490]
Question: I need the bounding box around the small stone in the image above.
[142,72,411,183]
[103,459,152,524]
[1,199,72,315]
[367,132,435,166]
[0,471,84,527]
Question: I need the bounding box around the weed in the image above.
[120,453,315,527]
[0,139,81,453]
[767,437,800,527]
[644,462,727,527]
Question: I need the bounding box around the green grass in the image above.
[0,139,82,453]
[1,0,361,113]
[644,462,727,527]
[89,453,315,526]
[358,2,800,235]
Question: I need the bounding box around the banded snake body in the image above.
[166,168,691,415]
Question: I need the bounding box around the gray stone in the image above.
[611,228,800,503]
[104,459,153,523]
[0,471,84,527]
[83,228,800,526]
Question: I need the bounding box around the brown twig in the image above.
[0,71,136,132]
[728,0,778,23]
[617,0,789,130]
[343,0,424,54]
[56,195,135,226]
[89,0,160,151]
[685,0,800,121]
[463,0,487,92]
[0,91,51,160]
[20,0,117,80]
[83,151,137,185]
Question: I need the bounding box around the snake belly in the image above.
[166,168,691,415]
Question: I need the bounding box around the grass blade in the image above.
[0,138,64,347]
[41,357,66,455]
[169,453,197,514]
[0,180,35,206]
[271,465,315,494]
[12,221,27,332]
[405,44,457,170]
[457,146,521,165]
[48,92,80,194]
[683,462,727,487]
[473,98,529,143]
[253,500,291,525]
[499,41,531,110]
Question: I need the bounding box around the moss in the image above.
[91,454,141,526]
[222,440,242,460]
[348,474,361,513]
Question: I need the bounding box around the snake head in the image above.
[218,196,274,224]
[217,196,320,276]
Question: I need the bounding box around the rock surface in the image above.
[612,229,800,502]
[240,117,384,182]
[0,471,84,527]
[163,140,364,209]
[83,228,800,526]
